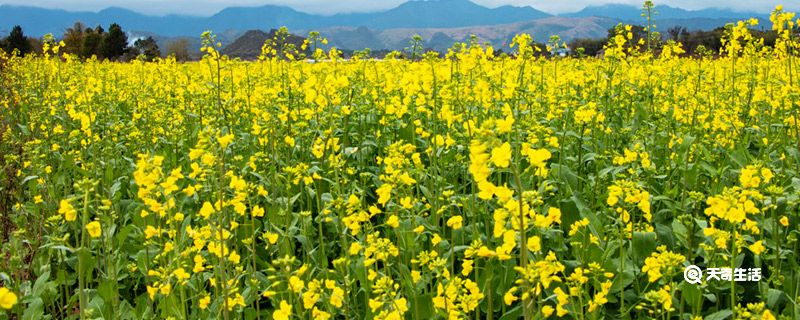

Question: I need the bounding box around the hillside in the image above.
[221,29,307,60]
[311,16,618,52]
[0,0,549,37]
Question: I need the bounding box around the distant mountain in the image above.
[565,4,769,30]
[311,16,618,52]
[0,5,201,36]
[221,29,307,60]
[331,0,549,29]
[0,0,549,37]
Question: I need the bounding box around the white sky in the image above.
[0,0,794,16]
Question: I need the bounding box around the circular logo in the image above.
[684,265,703,284]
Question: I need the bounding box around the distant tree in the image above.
[569,38,605,57]
[165,38,190,61]
[2,25,32,56]
[667,26,688,42]
[62,21,86,55]
[102,23,128,60]
[682,27,724,55]
[27,37,43,55]
[81,26,104,58]
[130,36,160,61]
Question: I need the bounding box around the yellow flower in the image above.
[330,286,345,307]
[284,136,296,147]
[265,232,279,244]
[527,148,551,168]
[228,251,241,264]
[503,287,518,305]
[86,221,102,238]
[490,142,512,168]
[251,205,265,218]
[376,184,393,205]
[527,235,541,252]
[313,307,331,320]
[554,287,569,316]
[199,295,211,309]
[147,286,157,299]
[349,242,362,255]
[386,215,400,228]
[144,226,160,239]
[495,114,514,133]
[749,240,766,255]
[273,300,292,320]
[477,180,496,200]
[446,215,463,230]
[411,270,421,283]
[289,276,304,293]
[173,268,190,281]
[0,287,18,309]
[641,249,686,283]
[477,246,496,258]
[780,216,789,227]
[193,255,206,273]
[431,234,442,246]
[542,305,554,317]
[58,199,77,221]
[461,259,474,276]
[160,283,171,295]
[493,185,513,202]
[199,201,215,219]
[217,133,234,148]
[400,197,414,209]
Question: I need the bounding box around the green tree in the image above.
[2,25,32,56]
[102,23,128,60]
[81,26,104,58]
[131,36,161,61]
[62,21,86,56]
[165,38,191,61]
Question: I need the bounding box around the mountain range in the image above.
[0,0,776,52]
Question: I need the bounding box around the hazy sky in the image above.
[0,0,794,16]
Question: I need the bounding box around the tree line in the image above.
[1,23,192,61]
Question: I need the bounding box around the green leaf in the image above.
[563,193,604,236]
[765,288,784,308]
[22,297,44,320]
[412,294,434,319]
[678,281,701,309]
[551,163,578,192]
[21,175,40,185]
[31,271,51,297]
[704,309,733,320]
[672,219,689,248]
[499,305,522,320]
[609,263,635,294]
[632,232,657,264]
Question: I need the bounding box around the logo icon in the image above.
[684,265,703,284]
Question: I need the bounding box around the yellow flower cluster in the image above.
[641,246,687,283]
